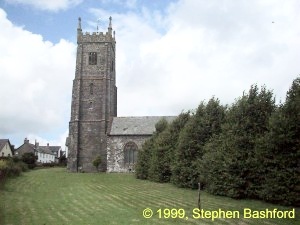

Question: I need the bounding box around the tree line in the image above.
[135,77,299,206]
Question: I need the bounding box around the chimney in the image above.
[47,143,49,147]
[24,138,29,144]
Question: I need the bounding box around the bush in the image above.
[58,155,67,166]
[21,152,37,169]
[17,161,28,172]
[0,159,9,181]
[0,159,25,181]
[8,163,21,177]
[12,156,21,163]
[93,156,102,172]
[41,162,56,167]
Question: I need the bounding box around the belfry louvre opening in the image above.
[89,52,97,65]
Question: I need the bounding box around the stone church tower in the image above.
[67,17,117,172]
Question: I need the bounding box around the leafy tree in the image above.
[92,156,102,172]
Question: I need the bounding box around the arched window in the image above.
[124,142,138,164]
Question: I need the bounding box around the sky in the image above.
[0,0,299,148]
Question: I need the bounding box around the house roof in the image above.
[109,116,176,136]
[49,146,61,154]
[15,142,35,155]
[37,146,56,155]
[0,139,9,150]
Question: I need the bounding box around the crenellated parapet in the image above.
[78,31,115,43]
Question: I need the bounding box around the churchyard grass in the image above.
[0,167,298,225]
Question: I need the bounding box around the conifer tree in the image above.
[256,77,300,205]
[148,118,169,181]
[147,113,190,182]
[172,98,225,188]
[135,137,154,180]
[135,118,168,180]
[200,85,275,198]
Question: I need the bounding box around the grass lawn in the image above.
[0,168,298,225]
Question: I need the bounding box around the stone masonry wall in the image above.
[107,135,151,172]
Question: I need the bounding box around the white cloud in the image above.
[90,0,300,116]
[5,0,82,11]
[0,9,75,145]
[97,0,137,9]
[27,130,68,147]
[1,0,300,146]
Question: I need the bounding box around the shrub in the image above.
[21,152,37,169]
[12,156,21,163]
[41,162,56,167]
[17,161,28,172]
[0,159,9,181]
[0,159,24,181]
[93,156,102,172]
[58,155,67,166]
[8,163,21,177]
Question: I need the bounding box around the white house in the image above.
[36,144,56,163]
[0,139,14,157]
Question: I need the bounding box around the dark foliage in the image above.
[147,113,190,183]
[255,77,300,206]
[0,157,28,183]
[135,78,299,206]
[93,156,102,172]
[172,98,225,188]
[58,155,67,166]
[21,152,37,169]
[200,85,276,198]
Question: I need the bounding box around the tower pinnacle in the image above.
[108,16,112,35]
[109,16,112,28]
[78,17,81,30]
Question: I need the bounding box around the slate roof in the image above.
[36,146,56,155]
[109,116,176,135]
[49,146,61,155]
[15,142,35,155]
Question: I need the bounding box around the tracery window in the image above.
[124,142,138,164]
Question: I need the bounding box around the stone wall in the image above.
[107,135,151,172]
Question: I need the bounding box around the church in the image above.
[66,17,174,172]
